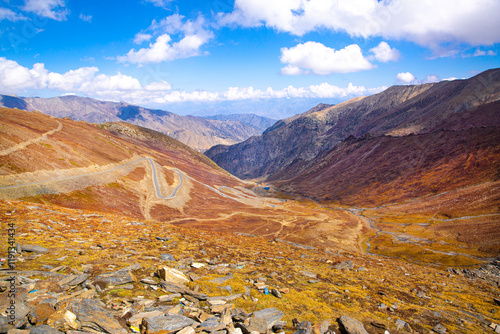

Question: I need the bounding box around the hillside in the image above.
[0,95,262,152]
[202,114,278,132]
[206,68,500,180]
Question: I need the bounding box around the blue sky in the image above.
[0,0,499,118]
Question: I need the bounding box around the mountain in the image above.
[202,113,278,132]
[205,68,500,187]
[0,94,261,152]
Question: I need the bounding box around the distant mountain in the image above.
[206,68,500,208]
[202,114,278,132]
[0,94,261,152]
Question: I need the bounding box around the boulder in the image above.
[21,245,48,254]
[46,309,79,331]
[157,267,189,284]
[142,314,197,334]
[338,316,368,334]
[69,298,127,334]
[245,308,284,333]
[29,325,64,334]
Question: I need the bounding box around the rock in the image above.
[334,261,354,271]
[200,318,224,332]
[93,266,137,286]
[300,271,317,279]
[69,298,127,334]
[246,308,284,333]
[338,315,368,334]
[395,319,412,332]
[29,325,64,334]
[312,320,331,334]
[370,322,386,329]
[46,310,79,331]
[161,253,175,261]
[271,289,282,299]
[29,303,56,325]
[141,277,157,285]
[177,327,196,334]
[128,310,165,327]
[159,281,187,293]
[142,314,197,334]
[294,321,312,334]
[433,323,447,333]
[158,293,181,302]
[21,245,48,253]
[157,266,189,284]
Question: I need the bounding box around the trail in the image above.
[0,157,182,201]
[0,121,63,156]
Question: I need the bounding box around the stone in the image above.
[141,277,157,285]
[312,320,331,334]
[29,303,56,325]
[177,326,196,334]
[157,266,189,284]
[300,271,317,279]
[271,289,282,299]
[200,318,224,332]
[246,308,284,333]
[69,298,127,334]
[395,319,412,332]
[161,253,175,261]
[47,310,79,331]
[93,267,136,286]
[29,325,64,334]
[433,323,447,333]
[294,321,312,334]
[159,281,187,293]
[334,260,354,271]
[338,315,368,334]
[142,314,197,334]
[21,245,49,253]
[158,293,181,302]
[128,310,165,327]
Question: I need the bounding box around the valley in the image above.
[0,70,499,333]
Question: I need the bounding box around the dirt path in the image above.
[0,121,63,156]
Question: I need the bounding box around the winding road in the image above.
[0,157,182,200]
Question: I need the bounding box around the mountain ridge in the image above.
[0,94,265,152]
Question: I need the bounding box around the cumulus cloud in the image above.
[280,42,374,75]
[0,8,27,21]
[369,41,400,62]
[219,0,500,48]
[0,57,387,105]
[396,72,440,85]
[118,14,213,64]
[23,0,69,21]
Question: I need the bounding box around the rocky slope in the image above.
[1,199,500,334]
[0,95,262,152]
[205,68,500,180]
[202,114,278,132]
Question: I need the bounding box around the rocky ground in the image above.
[1,199,500,334]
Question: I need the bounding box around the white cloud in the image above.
[280,42,374,75]
[118,14,213,64]
[396,72,440,85]
[0,57,388,105]
[133,33,152,44]
[79,13,92,22]
[23,0,69,21]
[219,0,500,48]
[0,8,26,21]
[396,72,416,84]
[369,41,400,62]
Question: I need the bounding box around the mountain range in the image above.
[206,68,500,208]
[0,94,273,152]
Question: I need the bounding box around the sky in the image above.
[0,0,499,118]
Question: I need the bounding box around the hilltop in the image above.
[0,95,266,152]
